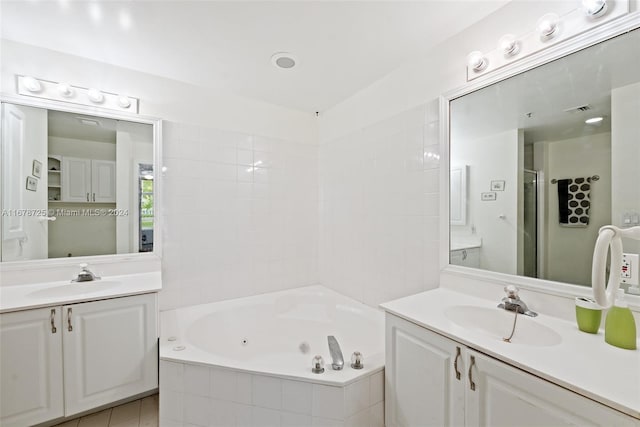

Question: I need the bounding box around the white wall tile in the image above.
[160,360,184,392]
[312,417,345,427]
[236,372,254,405]
[253,375,282,410]
[312,384,344,420]
[369,402,384,427]
[252,407,281,427]
[183,394,209,426]
[282,411,312,427]
[345,409,369,427]
[369,371,384,405]
[159,389,183,422]
[282,379,313,415]
[236,404,253,427]
[210,398,237,427]
[184,364,210,397]
[345,377,370,417]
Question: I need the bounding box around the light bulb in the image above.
[87,88,104,103]
[58,82,74,98]
[23,76,42,93]
[537,13,560,39]
[467,51,488,72]
[582,0,607,17]
[498,34,520,57]
[585,116,604,124]
[117,95,132,108]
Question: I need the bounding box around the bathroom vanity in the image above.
[382,288,640,426]
[0,272,160,427]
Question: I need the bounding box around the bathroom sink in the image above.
[444,305,562,347]
[28,281,122,299]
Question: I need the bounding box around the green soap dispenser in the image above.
[604,289,637,350]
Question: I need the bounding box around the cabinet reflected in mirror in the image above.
[449,29,640,287]
[1,103,155,261]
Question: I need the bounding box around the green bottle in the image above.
[604,289,637,350]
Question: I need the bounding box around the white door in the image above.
[465,349,638,426]
[0,307,64,427]
[1,103,49,261]
[62,157,91,202]
[91,159,116,203]
[385,313,465,427]
[63,294,158,415]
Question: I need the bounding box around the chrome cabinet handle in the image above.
[468,355,476,391]
[453,346,461,380]
[92,193,95,202]
[50,309,57,334]
[462,249,467,261]
[67,307,73,332]
[86,192,90,202]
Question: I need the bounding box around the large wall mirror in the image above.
[449,28,640,288]
[1,101,158,262]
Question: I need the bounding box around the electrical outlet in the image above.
[621,253,639,286]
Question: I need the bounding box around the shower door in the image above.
[522,170,538,278]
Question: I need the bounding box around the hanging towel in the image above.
[557,177,591,227]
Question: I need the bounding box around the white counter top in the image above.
[380,288,640,419]
[450,236,482,251]
[0,271,161,313]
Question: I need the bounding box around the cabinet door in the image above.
[91,160,116,203]
[62,157,91,202]
[0,307,64,427]
[63,294,158,416]
[465,349,638,427]
[386,313,465,427]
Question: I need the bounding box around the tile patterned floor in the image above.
[53,394,158,427]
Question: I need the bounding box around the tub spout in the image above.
[327,336,344,370]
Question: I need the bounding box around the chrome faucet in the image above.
[327,336,344,370]
[72,263,101,282]
[498,285,537,317]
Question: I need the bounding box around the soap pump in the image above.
[604,289,637,350]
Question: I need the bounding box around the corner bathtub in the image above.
[159,285,385,427]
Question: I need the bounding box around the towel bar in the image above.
[551,175,599,184]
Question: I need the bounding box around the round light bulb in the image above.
[537,13,560,39]
[23,76,42,93]
[467,51,488,72]
[582,0,607,17]
[117,95,132,108]
[498,34,520,57]
[58,82,74,98]
[87,88,105,104]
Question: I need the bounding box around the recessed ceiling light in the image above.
[271,52,297,69]
[585,116,604,124]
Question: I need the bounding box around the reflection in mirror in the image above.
[449,29,640,287]
[1,104,154,261]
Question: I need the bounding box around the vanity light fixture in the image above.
[117,95,132,108]
[467,51,488,72]
[585,116,604,124]
[536,13,561,40]
[499,34,520,57]
[58,82,75,98]
[23,76,42,93]
[582,0,608,17]
[87,88,105,104]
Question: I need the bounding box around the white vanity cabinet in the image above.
[386,313,638,427]
[0,293,158,426]
[62,157,116,203]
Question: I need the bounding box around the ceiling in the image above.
[48,110,117,143]
[451,28,640,144]
[1,1,509,112]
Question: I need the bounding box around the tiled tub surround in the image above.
[159,286,385,426]
[160,122,319,311]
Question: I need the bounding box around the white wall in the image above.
[1,40,319,310]
[450,129,520,275]
[539,133,612,286]
[612,82,640,255]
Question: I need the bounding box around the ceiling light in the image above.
[499,34,520,57]
[87,88,104,103]
[536,13,561,39]
[57,82,74,98]
[23,76,42,93]
[585,116,604,124]
[582,0,608,17]
[117,95,132,108]
[467,51,488,72]
[271,52,297,69]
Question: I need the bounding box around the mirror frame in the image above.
[0,93,163,271]
[439,13,640,300]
